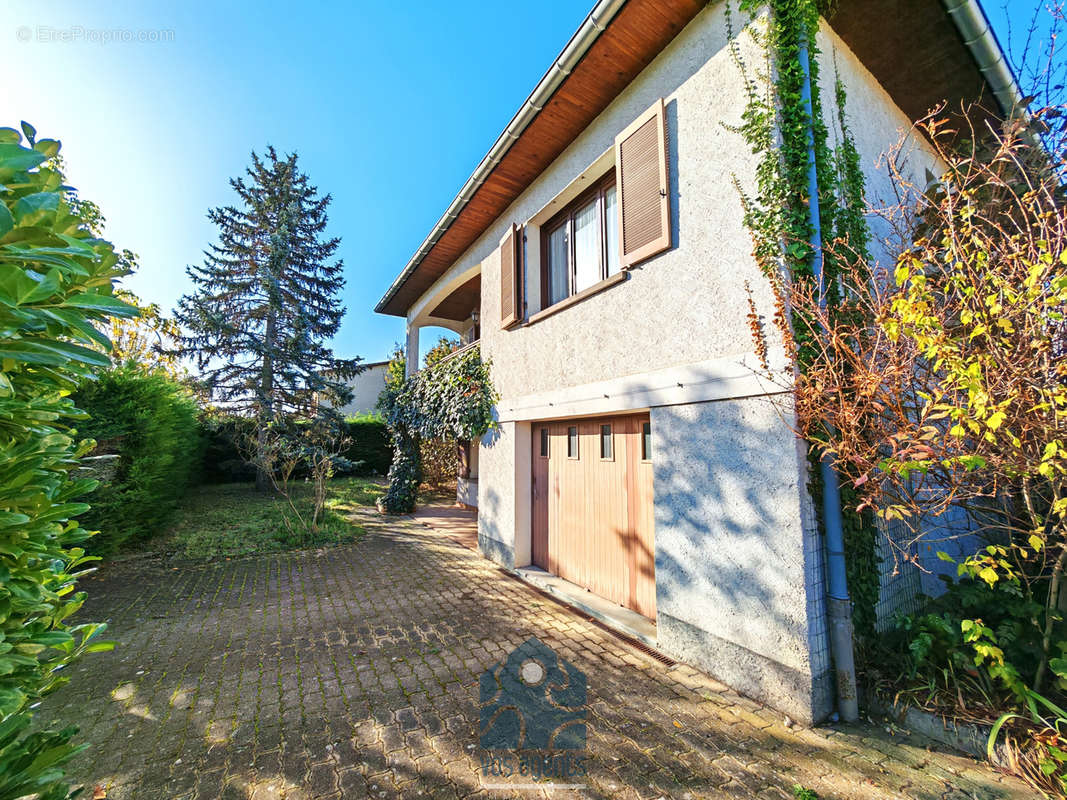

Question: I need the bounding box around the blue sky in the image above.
[0,1,1033,365]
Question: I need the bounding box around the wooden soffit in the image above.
[378,0,705,317]
[381,0,1005,318]
[828,0,1002,131]
[429,274,482,322]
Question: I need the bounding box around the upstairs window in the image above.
[541,172,621,309]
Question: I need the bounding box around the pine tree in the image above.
[174,147,360,488]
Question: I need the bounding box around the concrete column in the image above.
[405,322,420,378]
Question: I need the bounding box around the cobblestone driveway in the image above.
[43,509,1031,799]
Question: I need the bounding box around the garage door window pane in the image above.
[539,428,549,457]
[567,426,579,459]
[600,424,613,459]
[642,422,652,461]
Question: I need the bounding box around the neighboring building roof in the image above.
[375,0,1019,319]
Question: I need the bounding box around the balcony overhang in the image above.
[830,0,1019,133]
[429,274,481,322]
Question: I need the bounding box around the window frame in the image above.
[540,169,618,311]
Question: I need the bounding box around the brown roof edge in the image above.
[378,0,1020,319]
[374,0,631,317]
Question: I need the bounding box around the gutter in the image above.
[375,0,629,315]
[940,0,1024,117]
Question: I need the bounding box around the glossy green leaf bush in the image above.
[0,123,136,797]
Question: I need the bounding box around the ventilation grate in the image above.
[579,613,675,667]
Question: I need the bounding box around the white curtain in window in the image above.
[605,185,620,276]
[548,224,569,305]
[573,199,600,293]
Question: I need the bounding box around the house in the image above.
[374,0,1016,724]
[328,360,390,418]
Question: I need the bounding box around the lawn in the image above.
[146,476,387,560]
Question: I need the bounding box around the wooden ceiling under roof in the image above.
[429,274,481,322]
[827,0,1002,129]
[378,0,999,318]
[377,0,706,317]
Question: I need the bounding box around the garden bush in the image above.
[0,123,137,798]
[339,414,390,476]
[198,412,389,483]
[378,346,496,513]
[74,367,201,554]
[198,414,258,483]
[881,575,1047,714]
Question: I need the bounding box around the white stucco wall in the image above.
[411,3,777,404]
[652,396,830,721]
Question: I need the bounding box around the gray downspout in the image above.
[796,30,860,723]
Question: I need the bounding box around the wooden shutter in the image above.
[615,98,670,268]
[499,222,523,328]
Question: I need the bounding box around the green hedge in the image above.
[340,415,391,476]
[198,415,258,484]
[73,368,201,554]
[198,413,390,483]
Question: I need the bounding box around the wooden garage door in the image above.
[531,414,655,618]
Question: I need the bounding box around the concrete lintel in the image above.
[495,351,790,423]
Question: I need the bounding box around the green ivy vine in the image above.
[378,346,498,514]
[729,0,881,642]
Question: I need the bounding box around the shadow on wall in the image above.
[479,483,506,565]
[649,389,826,711]
[667,97,682,253]
[477,409,509,564]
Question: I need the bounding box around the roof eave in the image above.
[374,0,629,316]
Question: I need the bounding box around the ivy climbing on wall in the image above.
[728,0,882,642]
[378,346,498,514]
